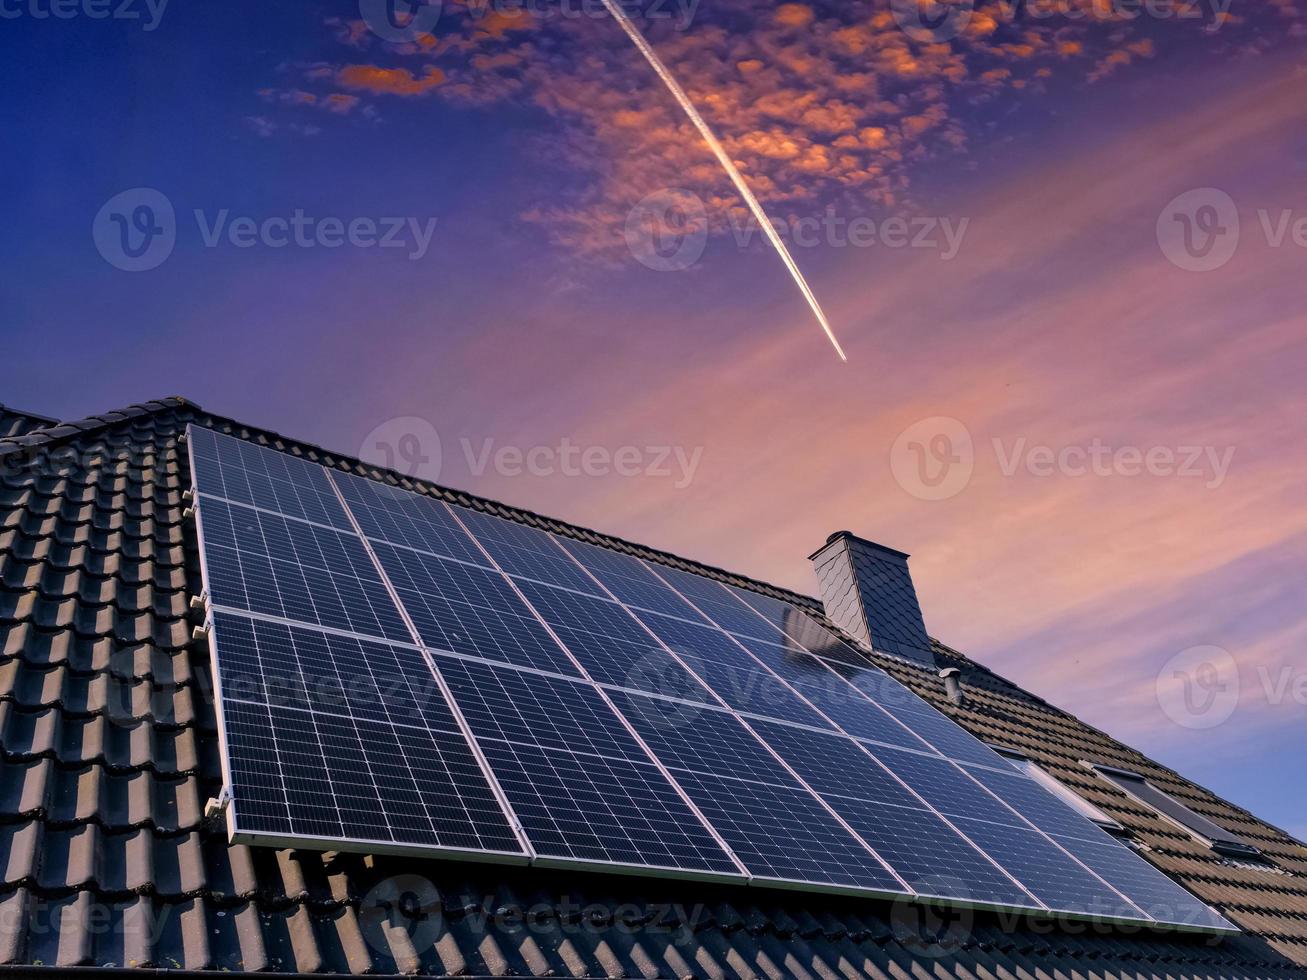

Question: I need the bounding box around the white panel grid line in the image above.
[535,528,917,896]
[439,502,751,880]
[323,468,537,860]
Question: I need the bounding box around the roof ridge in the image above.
[0,404,61,427]
[0,397,193,456]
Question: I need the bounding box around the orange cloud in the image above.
[337,64,445,96]
[774,3,815,27]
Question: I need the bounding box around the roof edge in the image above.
[0,395,838,616]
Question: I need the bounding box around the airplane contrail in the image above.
[598,0,848,361]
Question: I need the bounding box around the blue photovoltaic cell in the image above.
[968,765,1111,843]
[375,543,582,677]
[512,579,710,700]
[823,659,1007,767]
[189,427,351,530]
[869,747,1029,829]
[840,802,1040,907]
[952,817,1140,918]
[454,507,604,595]
[435,656,644,761]
[609,692,791,780]
[650,566,785,641]
[669,768,903,890]
[558,538,710,623]
[877,698,1013,768]
[610,691,901,891]
[480,741,738,872]
[728,586,871,665]
[330,471,490,567]
[649,566,810,645]
[733,637,933,750]
[748,720,922,808]
[1051,834,1235,930]
[747,720,1041,908]
[211,613,522,854]
[633,611,833,727]
[430,657,738,874]
[198,496,410,643]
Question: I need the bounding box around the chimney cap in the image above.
[808,531,911,562]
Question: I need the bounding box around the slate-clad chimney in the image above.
[808,531,938,668]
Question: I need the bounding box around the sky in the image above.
[1,0,1304,841]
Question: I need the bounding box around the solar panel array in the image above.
[188,425,1236,933]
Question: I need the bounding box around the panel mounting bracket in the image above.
[204,786,231,820]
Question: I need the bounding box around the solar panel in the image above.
[435,656,741,875]
[511,578,709,699]
[189,426,352,530]
[197,495,410,643]
[188,425,1237,933]
[331,470,490,567]
[611,691,905,891]
[210,613,524,856]
[454,507,604,595]
[558,537,711,623]
[373,541,584,676]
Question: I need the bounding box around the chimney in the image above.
[808,531,937,668]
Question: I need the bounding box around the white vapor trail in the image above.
[598,0,848,361]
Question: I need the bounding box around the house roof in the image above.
[1,397,1305,978]
[0,406,59,443]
